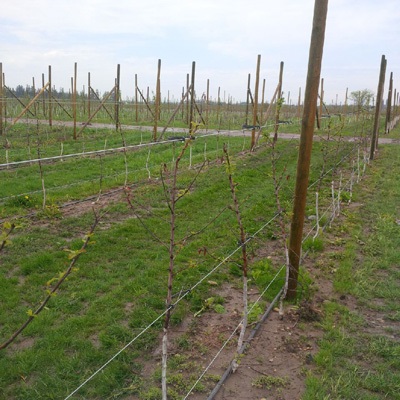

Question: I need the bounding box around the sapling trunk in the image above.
[223,144,248,363]
[270,141,290,313]
[161,137,193,400]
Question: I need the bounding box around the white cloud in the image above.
[1,0,399,102]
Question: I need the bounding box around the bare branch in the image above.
[0,210,101,350]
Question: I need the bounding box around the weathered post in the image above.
[370,55,387,160]
[73,62,77,140]
[251,55,261,150]
[261,78,266,122]
[186,73,190,125]
[217,86,221,123]
[115,64,121,131]
[287,0,329,299]
[385,71,393,133]
[135,74,138,123]
[297,87,302,119]
[153,59,161,141]
[88,72,91,118]
[32,77,37,116]
[206,78,210,129]
[48,65,52,127]
[245,73,251,126]
[319,77,324,126]
[42,73,46,116]
[189,61,196,135]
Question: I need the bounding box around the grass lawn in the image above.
[304,142,400,399]
[0,113,394,399]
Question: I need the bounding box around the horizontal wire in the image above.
[63,211,281,399]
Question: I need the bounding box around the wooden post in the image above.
[48,65,52,127]
[73,62,77,140]
[261,78,266,122]
[32,77,37,116]
[42,73,46,116]
[3,71,6,122]
[88,72,91,118]
[344,87,348,117]
[251,54,261,150]
[297,87,302,119]
[273,61,284,142]
[115,64,121,130]
[385,71,393,133]
[146,86,149,119]
[189,61,196,135]
[217,86,221,123]
[206,78,210,129]
[153,59,161,141]
[287,0,329,300]
[186,73,190,125]
[135,74,138,123]
[245,73,251,126]
[0,63,3,135]
[370,55,387,160]
[319,77,324,126]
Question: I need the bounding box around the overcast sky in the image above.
[1,0,399,105]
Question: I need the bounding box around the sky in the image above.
[1,0,399,105]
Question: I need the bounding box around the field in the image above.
[0,103,399,399]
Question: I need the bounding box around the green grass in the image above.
[304,142,400,400]
[0,115,392,398]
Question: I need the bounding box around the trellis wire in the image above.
[0,138,236,204]
[63,212,281,399]
[64,142,364,398]
[183,265,285,400]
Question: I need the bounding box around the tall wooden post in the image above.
[48,65,52,127]
[0,63,3,135]
[206,78,210,129]
[297,87,302,119]
[153,59,161,141]
[319,77,324,125]
[3,71,6,122]
[32,77,37,116]
[42,73,46,116]
[370,55,387,160]
[261,78,266,122]
[344,87,348,117]
[217,86,221,123]
[273,61,284,142]
[287,0,329,300]
[251,54,261,150]
[245,73,251,126]
[385,71,393,133]
[73,62,77,140]
[189,61,196,135]
[135,74,138,123]
[186,73,190,125]
[115,64,121,130]
[88,72,91,118]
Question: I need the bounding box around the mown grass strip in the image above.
[304,143,400,400]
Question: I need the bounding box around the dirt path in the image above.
[5,117,400,144]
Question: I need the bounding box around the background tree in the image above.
[350,89,374,116]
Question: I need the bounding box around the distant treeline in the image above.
[7,85,100,100]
